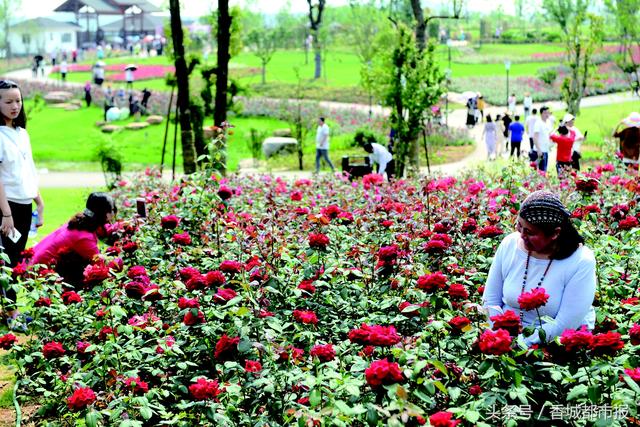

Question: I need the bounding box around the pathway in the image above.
[4,66,637,186]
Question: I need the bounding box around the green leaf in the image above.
[139,406,153,420]
[567,384,588,401]
[334,400,352,415]
[85,410,98,427]
[309,388,321,407]
[434,381,448,395]
[587,385,601,403]
[465,410,481,423]
[622,374,640,394]
[237,338,252,353]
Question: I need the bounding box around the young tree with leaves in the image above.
[543,0,603,115]
[246,25,279,85]
[367,23,445,177]
[606,0,640,95]
[0,0,20,60]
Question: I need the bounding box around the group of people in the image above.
[315,117,395,179]
[99,85,152,121]
[482,105,586,176]
[0,80,118,330]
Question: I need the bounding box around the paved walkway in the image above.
[5,65,637,187]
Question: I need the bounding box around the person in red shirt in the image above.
[29,192,116,286]
[550,125,575,177]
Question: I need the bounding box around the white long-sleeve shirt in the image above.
[483,232,596,346]
[316,123,330,149]
[369,143,393,175]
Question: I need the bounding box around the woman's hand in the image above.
[1,215,15,235]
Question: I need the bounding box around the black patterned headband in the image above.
[519,191,570,225]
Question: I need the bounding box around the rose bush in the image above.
[2,160,640,425]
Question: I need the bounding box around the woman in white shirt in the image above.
[483,191,596,347]
[0,80,45,327]
[363,142,394,179]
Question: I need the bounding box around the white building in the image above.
[9,17,81,56]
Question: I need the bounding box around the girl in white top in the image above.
[0,80,45,324]
[483,191,596,347]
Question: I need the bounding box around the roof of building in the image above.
[100,14,165,32]
[11,17,82,31]
[54,0,161,14]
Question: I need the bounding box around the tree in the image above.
[0,0,20,60]
[169,0,197,174]
[367,23,445,176]
[606,0,640,94]
[306,0,326,79]
[215,0,231,131]
[246,24,279,84]
[543,0,604,115]
[408,0,463,50]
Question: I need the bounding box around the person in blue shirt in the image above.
[508,115,525,159]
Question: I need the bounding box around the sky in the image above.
[17,0,523,21]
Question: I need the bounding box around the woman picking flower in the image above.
[482,190,596,347]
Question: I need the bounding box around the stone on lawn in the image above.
[263,137,298,159]
[101,125,122,133]
[146,115,163,124]
[44,91,74,104]
[126,122,150,130]
[272,128,292,137]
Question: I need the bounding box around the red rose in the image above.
[183,310,205,326]
[448,316,471,332]
[124,281,147,299]
[219,260,243,275]
[398,301,426,317]
[575,177,599,193]
[618,216,639,230]
[348,324,401,347]
[123,377,149,395]
[189,377,223,400]
[205,270,226,287]
[560,326,593,352]
[630,323,640,346]
[321,204,341,219]
[469,385,482,396]
[61,291,83,305]
[517,287,550,311]
[42,341,66,359]
[12,262,27,278]
[172,232,191,245]
[35,296,51,307]
[461,218,477,234]
[214,287,238,303]
[179,266,200,281]
[429,411,461,427]
[310,343,336,362]
[293,309,318,325]
[448,283,469,300]
[185,273,207,291]
[76,341,92,354]
[365,359,404,387]
[298,280,316,294]
[98,326,117,341]
[590,331,624,356]
[217,185,233,200]
[108,257,124,272]
[424,239,447,253]
[610,203,629,220]
[477,329,512,356]
[161,214,180,229]
[290,191,303,201]
[127,265,148,279]
[377,245,399,264]
[83,262,109,285]
[490,310,522,335]
[122,241,138,253]
[0,333,18,350]
[214,334,240,360]
[67,387,96,411]
[245,360,262,372]
[178,297,200,309]
[308,232,330,250]
[477,225,504,238]
[624,367,640,383]
[416,272,447,292]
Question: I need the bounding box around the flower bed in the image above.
[2,160,640,425]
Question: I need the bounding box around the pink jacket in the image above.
[30,224,99,266]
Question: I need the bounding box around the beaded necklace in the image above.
[520,251,553,321]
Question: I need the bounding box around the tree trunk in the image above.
[169,0,196,174]
[261,59,266,84]
[314,48,322,79]
[215,0,231,127]
[408,136,420,176]
[410,0,426,51]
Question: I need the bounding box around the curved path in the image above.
[3,66,637,186]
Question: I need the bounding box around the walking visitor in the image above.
[525,108,538,152]
[482,114,498,161]
[533,106,552,172]
[550,124,575,177]
[508,115,525,159]
[315,117,334,174]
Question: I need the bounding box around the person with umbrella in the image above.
[125,64,137,90]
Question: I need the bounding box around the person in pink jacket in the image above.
[30,192,116,285]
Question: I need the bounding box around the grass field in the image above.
[50,43,565,91]
[26,102,290,172]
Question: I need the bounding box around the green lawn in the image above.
[32,188,94,243]
[26,101,290,173]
